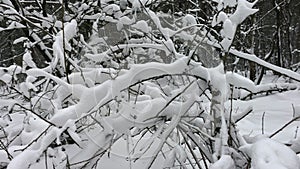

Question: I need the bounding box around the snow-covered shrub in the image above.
[0,0,300,169]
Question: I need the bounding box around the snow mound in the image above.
[209,155,235,169]
[240,137,300,169]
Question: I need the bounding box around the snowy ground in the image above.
[236,90,300,143]
[6,87,299,169]
[2,69,300,168]
[95,87,300,168]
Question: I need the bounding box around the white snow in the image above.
[230,0,258,25]
[182,14,197,27]
[13,37,28,44]
[52,19,77,71]
[212,0,258,51]
[103,4,122,18]
[132,20,151,33]
[240,137,300,169]
[230,49,300,81]
[221,18,235,50]
[7,150,40,169]
[212,12,228,27]
[235,90,300,142]
[22,51,37,69]
[0,99,17,110]
[1,1,300,169]
[117,16,135,30]
[209,155,235,169]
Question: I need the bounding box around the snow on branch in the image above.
[52,19,77,71]
[230,49,300,82]
[1,0,300,168]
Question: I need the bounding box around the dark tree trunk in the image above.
[249,15,257,81]
[274,0,282,68]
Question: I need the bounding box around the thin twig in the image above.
[270,116,300,138]
[294,126,299,139]
[180,129,203,169]
[13,103,56,126]
[15,125,52,152]
[262,112,265,135]
[144,80,196,122]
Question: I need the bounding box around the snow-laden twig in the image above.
[230,49,300,82]
[145,94,196,168]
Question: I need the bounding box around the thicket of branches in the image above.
[0,0,300,168]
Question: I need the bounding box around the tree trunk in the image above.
[274,0,282,68]
[249,15,257,81]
